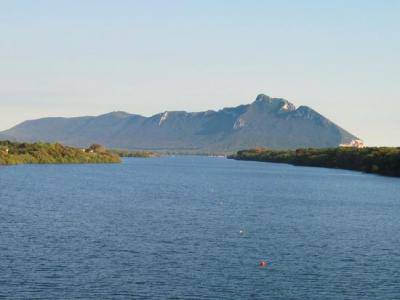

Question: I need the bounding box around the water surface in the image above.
[1,157,399,299]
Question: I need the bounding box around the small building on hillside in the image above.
[0,147,9,155]
[339,139,365,148]
[88,144,106,153]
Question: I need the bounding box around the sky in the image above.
[0,0,399,146]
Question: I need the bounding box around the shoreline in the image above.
[0,141,121,165]
[228,147,400,178]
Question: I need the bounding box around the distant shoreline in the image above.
[228,147,400,177]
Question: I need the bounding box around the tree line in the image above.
[0,141,121,165]
[229,147,400,177]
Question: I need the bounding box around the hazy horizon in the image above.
[1,1,399,146]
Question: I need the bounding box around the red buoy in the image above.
[259,261,267,267]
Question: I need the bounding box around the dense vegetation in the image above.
[229,147,400,177]
[0,141,121,165]
[110,149,160,158]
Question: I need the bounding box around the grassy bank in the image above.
[228,147,400,177]
[0,141,121,165]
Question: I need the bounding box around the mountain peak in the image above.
[98,111,132,119]
[252,94,296,112]
[0,94,358,151]
[254,94,271,102]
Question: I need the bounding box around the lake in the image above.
[1,156,399,299]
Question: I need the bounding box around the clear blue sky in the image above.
[1,1,399,145]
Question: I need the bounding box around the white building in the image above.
[339,139,365,148]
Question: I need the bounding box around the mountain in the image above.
[0,94,359,152]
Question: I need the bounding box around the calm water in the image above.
[1,157,400,299]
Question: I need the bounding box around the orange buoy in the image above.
[259,261,267,267]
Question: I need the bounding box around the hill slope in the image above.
[0,94,359,152]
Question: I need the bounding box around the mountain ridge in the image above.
[0,94,359,152]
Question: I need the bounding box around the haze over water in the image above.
[1,157,399,299]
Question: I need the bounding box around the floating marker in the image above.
[259,261,267,267]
